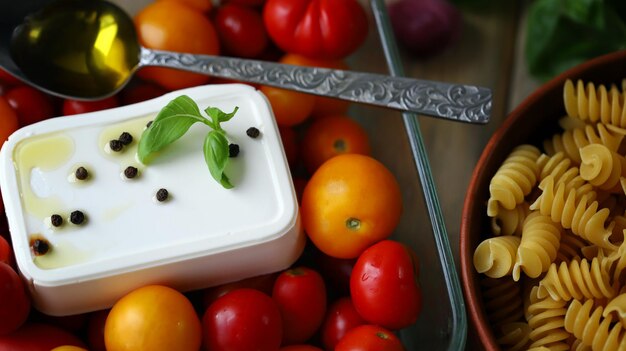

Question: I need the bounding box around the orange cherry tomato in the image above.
[260,85,314,127]
[158,0,213,12]
[104,285,202,351]
[300,115,370,174]
[280,54,350,118]
[0,96,19,150]
[301,154,403,258]
[50,346,88,351]
[135,1,220,90]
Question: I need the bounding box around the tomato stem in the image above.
[333,139,346,152]
[376,331,390,340]
[346,217,361,230]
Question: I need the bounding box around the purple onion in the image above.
[388,0,462,58]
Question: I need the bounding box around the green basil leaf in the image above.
[138,95,210,163]
[203,130,233,189]
[204,106,239,129]
[525,0,626,81]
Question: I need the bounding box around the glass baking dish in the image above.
[2,0,467,348]
[347,0,467,349]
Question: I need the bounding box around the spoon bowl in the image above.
[3,0,493,124]
[10,0,140,98]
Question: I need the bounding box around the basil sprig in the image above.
[138,95,239,189]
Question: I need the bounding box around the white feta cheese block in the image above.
[0,84,304,316]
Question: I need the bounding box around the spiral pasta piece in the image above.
[496,322,532,351]
[564,299,626,351]
[488,145,541,217]
[536,152,596,201]
[513,212,562,281]
[474,236,521,278]
[481,276,525,326]
[571,339,592,351]
[555,230,591,264]
[564,79,626,128]
[538,257,615,302]
[491,202,530,236]
[530,175,615,250]
[544,123,626,165]
[525,286,570,350]
[580,144,626,192]
[604,293,626,328]
[601,240,626,285]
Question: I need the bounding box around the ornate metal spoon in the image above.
[4,0,491,124]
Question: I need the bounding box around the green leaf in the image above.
[138,95,210,163]
[204,106,239,130]
[525,0,626,81]
[203,130,233,189]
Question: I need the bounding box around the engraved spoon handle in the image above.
[140,48,492,124]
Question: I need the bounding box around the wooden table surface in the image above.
[361,1,540,348]
[401,0,539,264]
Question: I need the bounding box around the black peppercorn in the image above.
[31,238,50,256]
[124,166,138,179]
[229,143,240,157]
[70,210,85,225]
[50,214,63,227]
[75,166,89,180]
[146,120,153,128]
[109,139,123,152]
[156,188,169,202]
[246,127,260,138]
[118,132,133,145]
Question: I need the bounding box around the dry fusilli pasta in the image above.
[513,212,562,281]
[481,276,525,326]
[538,257,615,302]
[474,236,520,278]
[491,202,530,236]
[564,79,626,128]
[487,145,541,217]
[530,175,615,250]
[564,299,626,351]
[579,144,626,193]
[525,286,570,350]
[544,123,626,165]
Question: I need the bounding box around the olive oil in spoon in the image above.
[8,0,492,123]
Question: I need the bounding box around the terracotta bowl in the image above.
[460,49,626,350]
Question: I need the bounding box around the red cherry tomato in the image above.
[30,311,88,334]
[214,4,268,58]
[0,236,13,268]
[335,324,405,351]
[0,262,30,335]
[200,273,277,310]
[0,96,19,150]
[202,288,282,351]
[280,346,323,351]
[350,240,422,330]
[0,68,21,86]
[272,267,326,345]
[0,323,86,351]
[278,126,298,169]
[86,310,109,351]
[120,81,166,105]
[321,297,365,350]
[62,96,119,116]
[224,0,266,7]
[311,248,354,296]
[5,86,56,126]
[263,0,368,59]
